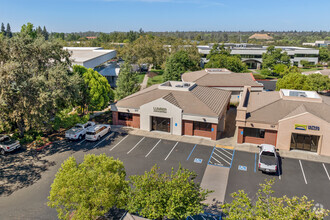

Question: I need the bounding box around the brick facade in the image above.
[237,126,277,146]
[112,112,140,128]
[182,120,219,140]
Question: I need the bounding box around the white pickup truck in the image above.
[65,121,95,140]
[0,135,21,155]
[258,144,278,174]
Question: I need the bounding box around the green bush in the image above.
[52,108,90,131]
[260,69,272,76]
[12,130,44,145]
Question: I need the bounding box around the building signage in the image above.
[153,107,167,113]
[295,124,320,131]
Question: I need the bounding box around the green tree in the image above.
[308,73,330,91]
[163,50,198,81]
[20,22,37,39]
[276,72,311,90]
[126,165,211,220]
[42,26,49,40]
[0,25,82,136]
[262,46,290,70]
[319,47,330,63]
[1,23,5,36]
[115,61,140,100]
[273,63,288,76]
[73,65,113,113]
[222,179,329,220]
[6,23,12,38]
[48,154,127,220]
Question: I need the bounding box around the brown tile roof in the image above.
[245,92,330,124]
[182,70,263,87]
[115,84,231,117]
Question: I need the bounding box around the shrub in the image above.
[260,69,272,76]
[52,108,90,131]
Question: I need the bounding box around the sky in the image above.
[1,0,330,33]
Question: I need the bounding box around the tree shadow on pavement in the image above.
[0,148,55,196]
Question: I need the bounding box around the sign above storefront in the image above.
[294,124,320,131]
[153,107,167,113]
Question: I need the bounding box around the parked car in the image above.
[65,121,95,140]
[0,135,21,155]
[258,144,278,173]
[85,124,111,141]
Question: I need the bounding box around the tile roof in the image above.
[245,92,330,124]
[115,84,231,117]
[182,70,263,87]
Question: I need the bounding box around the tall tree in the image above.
[72,65,113,113]
[308,73,330,91]
[6,23,12,38]
[1,23,6,36]
[222,179,329,219]
[163,50,198,81]
[126,165,211,220]
[262,46,290,70]
[42,26,49,40]
[0,23,82,136]
[115,61,139,100]
[276,72,311,91]
[48,154,127,220]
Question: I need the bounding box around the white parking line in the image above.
[215,148,232,160]
[210,156,224,166]
[221,148,233,156]
[110,135,129,151]
[164,142,179,160]
[201,216,206,220]
[92,134,111,148]
[145,139,161,157]
[127,137,145,154]
[323,163,330,181]
[299,160,308,184]
[213,152,230,165]
[76,139,85,145]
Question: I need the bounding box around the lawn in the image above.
[299,67,323,72]
[137,73,146,84]
[147,69,164,87]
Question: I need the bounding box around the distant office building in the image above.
[248,33,273,40]
[182,68,263,103]
[303,40,330,47]
[64,47,117,69]
[197,45,319,69]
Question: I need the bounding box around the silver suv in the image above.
[0,135,21,155]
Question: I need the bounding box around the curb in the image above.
[36,142,52,151]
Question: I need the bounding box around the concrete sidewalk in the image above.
[140,74,149,90]
[112,125,330,164]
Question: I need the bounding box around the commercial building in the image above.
[64,47,116,69]
[198,45,319,69]
[111,81,231,140]
[181,68,263,103]
[236,86,330,156]
[303,40,330,47]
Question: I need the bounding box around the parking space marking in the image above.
[77,139,86,145]
[323,163,330,181]
[208,146,235,168]
[145,139,161,157]
[254,153,257,173]
[299,160,308,184]
[187,144,197,161]
[92,134,112,148]
[110,135,129,151]
[164,142,179,160]
[127,137,145,154]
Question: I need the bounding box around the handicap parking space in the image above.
[225,150,330,210]
[208,146,235,168]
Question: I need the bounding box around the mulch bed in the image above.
[147,72,158,78]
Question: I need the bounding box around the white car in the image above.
[85,124,111,141]
[65,121,95,140]
[0,135,21,155]
[258,144,278,173]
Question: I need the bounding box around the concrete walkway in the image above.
[140,74,149,90]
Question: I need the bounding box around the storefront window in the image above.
[118,112,133,121]
[194,121,212,132]
[243,127,265,138]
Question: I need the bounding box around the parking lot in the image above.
[1,131,330,219]
[225,150,330,210]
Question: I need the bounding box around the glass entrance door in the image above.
[290,133,319,152]
[152,116,170,133]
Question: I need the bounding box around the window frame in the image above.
[118,112,133,121]
[243,127,265,139]
[193,121,212,132]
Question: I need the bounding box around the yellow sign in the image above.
[295,124,307,131]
